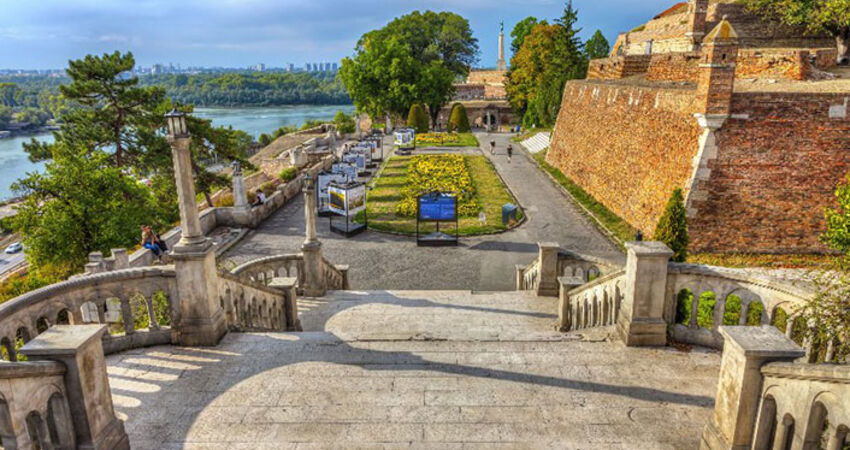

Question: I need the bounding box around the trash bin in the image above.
[502,203,518,226]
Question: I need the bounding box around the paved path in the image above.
[108,290,720,449]
[223,133,623,291]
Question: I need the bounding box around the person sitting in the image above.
[141,225,162,259]
[253,189,267,207]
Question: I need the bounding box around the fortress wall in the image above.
[588,55,652,80]
[647,52,702,83]
[690,92,850,253]
[467,70,506,85]
[548,81,702,235]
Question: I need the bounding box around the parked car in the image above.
[4,242,22,254]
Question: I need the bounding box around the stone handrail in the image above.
[516,243,623,296]
[0,266,178,361]
[217,271,299,331]
[665,263,813,350]
[557,269,626,332]
[230,253,305,286]
[322,257,350,290]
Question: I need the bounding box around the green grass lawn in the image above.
[414,132,479,148]
[361,154,522,235]
[530,149,635,246]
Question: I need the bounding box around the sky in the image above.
[0,0,674,70]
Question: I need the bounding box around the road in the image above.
[0,249,25,277]
[222,132,623,291]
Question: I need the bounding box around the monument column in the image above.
[300,173,326,297]
[165,109,227,346]
[497,22,507,71]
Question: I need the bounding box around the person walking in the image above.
[507,144,513,163]
[490,140,496,155]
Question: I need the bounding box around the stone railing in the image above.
[701,326,849,450]
[0,325,130,449]
[230,253,350,293]
[516,242,621,296]
[0,266,177,361]
[557,270,626,332]
[665,263,813,351]
[218,271,300,331]
[231,254,305,285]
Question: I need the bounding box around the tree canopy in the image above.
[744,0,850,63]
[585,30,611,60]
[511,17,542,55]
[339,11,478,124]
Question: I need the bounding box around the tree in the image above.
[12,146,156,269]
[511,17,541,55]
[0,105,11,129]
[184,113,254,208]
[505,23,559,125]
[540,1,588,125]
[339,11,477,124]
[822,173,850,252]
[743,0,850,64]
[585,30,611,60]
[25,51,169,170]
[448,103,470,132]
[653,188,689,262]
[333,110,356,134]
[0,83,21,107]
[407,104,430,133]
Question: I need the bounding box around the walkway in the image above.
[223,133,622,291]
[107,290,720,449]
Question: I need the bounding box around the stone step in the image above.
[520,132,551,154]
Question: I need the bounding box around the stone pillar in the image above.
[111,249,128,270]
[268,277,301,331]
[616,241,672,346]
[231,162,251,227]
[700,326,804,450]
[300,174,326,297]
[686,0,709,47]
[536,242,561,297]
[168,135,227,346]
[20,325,130,450]
[685,113,727,219]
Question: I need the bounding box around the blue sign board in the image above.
[419,194,456,221]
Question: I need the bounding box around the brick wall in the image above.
[689,92,850,253]
[587,55,652,80]
[647,52,702,83]
[467,70,507,85]
[547,81,702,235]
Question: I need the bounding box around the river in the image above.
[0,105,354,201]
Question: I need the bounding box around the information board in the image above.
[418,194,457,222]
[328,183,367,217]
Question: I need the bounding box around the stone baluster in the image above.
[770,415,794,450]
[617,241,672,346]
[146,295,159,329]
[166,112,227,346]
[700,326,804,450]
[120,297,134,335]
[20,325,130,450]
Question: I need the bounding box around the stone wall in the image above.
[467,70,506,85]
[646,51,702,83]
[689,92,850,253]
[547,80,702,235]
[587,55,652,80]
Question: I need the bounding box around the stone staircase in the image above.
[519,132,551,154]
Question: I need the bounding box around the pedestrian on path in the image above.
[507,144,513,163]
[490,140,496,155]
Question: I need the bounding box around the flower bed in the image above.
[396,155,479,217]
[415,132,478,147]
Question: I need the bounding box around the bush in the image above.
[258,133,272,146]
[213,193,234,207]
[260,181,276,196]
[406,104,430,133]
[300,119,324,131]
[0,216,14,233]
[396,155,479,217]
[653,188,689,262]
[279,167,297,182]
[448,103,470,133]
[333,110,356,134]
[272,126,296,139]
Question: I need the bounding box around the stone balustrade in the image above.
[516,243,620,296]
[701,326,849,450]
[0,266,177,362]
[230,253,350,294]
[218,271,301,331]
[0,325,130,449]
[558,270,626,332]
[666,263,815,352]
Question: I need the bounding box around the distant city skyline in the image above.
[0,0,674,70]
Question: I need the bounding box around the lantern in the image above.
[164,108,188,138]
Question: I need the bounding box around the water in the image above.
[0,105,354,201]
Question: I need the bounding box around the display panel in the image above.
[418,194,456,221]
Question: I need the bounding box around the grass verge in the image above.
[362,154,522,235]
[530,149,635,246]
[687,253,838,269]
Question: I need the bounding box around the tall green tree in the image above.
[743,0,850,64]
[585,30,611,60]
[12,146,156,269]
[510,17,541,55]
[539,1,587,126]
[0,105,12,128]
[25,52,169,170]
[339,11,478,125]
[505,23,559,126]
[407,104,430,133]
[653,188,689,262]
[448,103,471,132]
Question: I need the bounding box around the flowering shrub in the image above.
[416,133,462,145]
[396,155,480,217]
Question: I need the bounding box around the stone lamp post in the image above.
[300,173,326,297]
[165,109,227,346]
